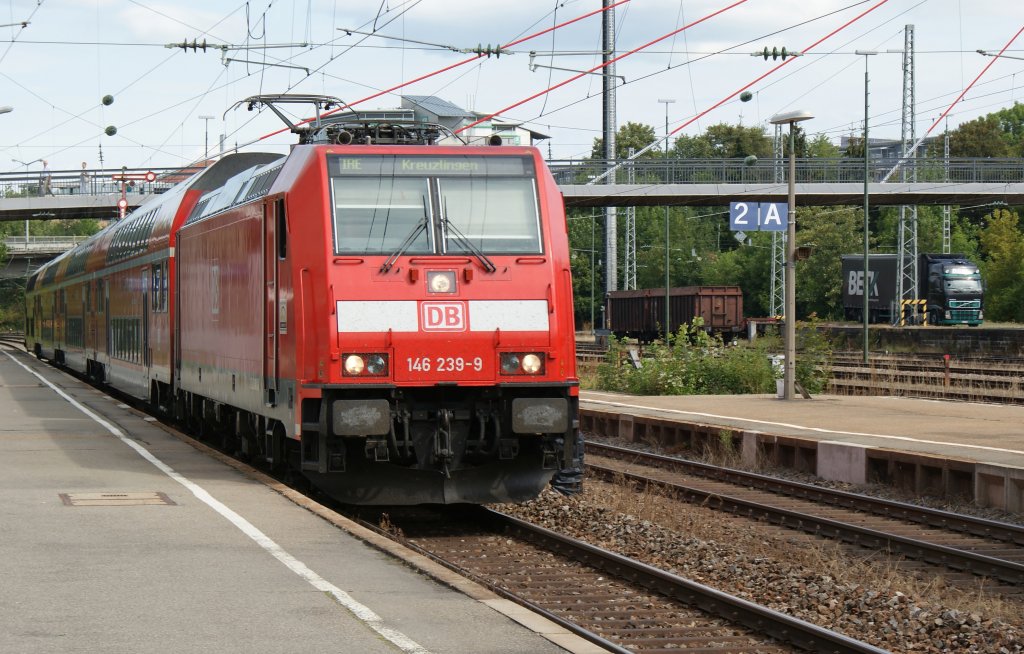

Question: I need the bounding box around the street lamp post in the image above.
[856,51,877,364]
[591,211,596,334]
[769,109,813,400]
[658,98,675,341]
[199,115,215,161]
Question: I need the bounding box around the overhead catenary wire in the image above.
[251,0,630,143]
[1,0,422,169]
[454,0,751,135]
[879,22,1024,183]
[588,0,892,185]
[500,0,880,152]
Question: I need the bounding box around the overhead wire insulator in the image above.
[755,47,800,61]
[171,38,208,52]
[468,44,506,58]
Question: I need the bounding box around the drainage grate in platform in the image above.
[59,492,176,507]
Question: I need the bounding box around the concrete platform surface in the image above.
[581,390,1024,469]
[0,348,575,654]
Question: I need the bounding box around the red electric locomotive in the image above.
[25,95,583,505]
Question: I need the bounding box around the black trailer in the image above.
[841,254,898,322]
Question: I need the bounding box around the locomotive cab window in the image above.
[329,154,542,256]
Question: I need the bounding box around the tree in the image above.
[950,115,1011,157]
[806,134,840,158]
[671,122,773,159]
[567,209,605,329]
[978,208,1024,321]
[792,206,863,318]
[590,122,659,160]
[993,102,1024,154]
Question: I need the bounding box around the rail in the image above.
[382,505,885,653]
[586,442,1024,585]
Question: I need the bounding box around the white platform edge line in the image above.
[581,394,1024,457]
[2,350,431,654]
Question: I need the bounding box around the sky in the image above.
[1,0,1022,174]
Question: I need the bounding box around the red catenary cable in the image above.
[878,21,1024,182]
[589,0,891,183]
[455,0,750,135]
[257,0,631,141]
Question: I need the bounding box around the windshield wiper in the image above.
[380,196,429,274]
[441,200,496,273]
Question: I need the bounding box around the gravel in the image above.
[501,482,1023,653]
[588,433,1024,527]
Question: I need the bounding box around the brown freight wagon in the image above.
[606,286,744,342]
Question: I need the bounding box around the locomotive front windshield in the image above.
[329,154,542,255]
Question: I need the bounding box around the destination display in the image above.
[329,154,533,177]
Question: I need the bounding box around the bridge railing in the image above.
[3,158,1021,200]
[3,235,90,254]
[0,165,207,199]
[546,157,1024,185]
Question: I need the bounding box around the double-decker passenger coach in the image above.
[26,95,583,505]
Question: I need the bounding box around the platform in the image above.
[580,390,1024,514]
[0,348,596,654]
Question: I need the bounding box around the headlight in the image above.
[344,355,365,375]
[366,354,387,375]
[521,354,542,374]
[343,353,389,377]
[427,271,456,294]
[500,352,545,375]
[501,354,521,374]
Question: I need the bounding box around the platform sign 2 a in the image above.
[729,202,788,232]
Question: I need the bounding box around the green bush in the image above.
[593,317,833,396]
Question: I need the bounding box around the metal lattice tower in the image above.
[896,24,918,311]
[623,147,637,290]
[943,121,951,253]
[603,0,618,294]
[769,123,785,318]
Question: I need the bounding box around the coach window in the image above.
[161,262,168,311]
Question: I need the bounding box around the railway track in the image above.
[0,332,24,348]
[586,441,1024,592]
[352,505,885,654]
[829,352,1024,404]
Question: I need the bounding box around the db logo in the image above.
[420,301,466,331]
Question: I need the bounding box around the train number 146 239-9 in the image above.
[407,356,483,373]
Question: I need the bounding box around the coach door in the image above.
[103,278,111,356]
[142,267,150,367]
[263,199,283,406]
